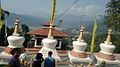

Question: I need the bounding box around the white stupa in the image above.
[96,28,120,67]
[0,17,26,63]
[39,37,60,61]
[68,25,91,66]
[39,24,60,61]
[39,0,60,61]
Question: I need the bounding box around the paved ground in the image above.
[26,47,120,67]
[0,47,120,67]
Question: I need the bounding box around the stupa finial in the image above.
[87,61,93,67]
[105,28,112,44]
[47,0,56,39]
[80,64,84,67]
[13,17,20,36]
[78,24,85,41]
[48,23,53,39]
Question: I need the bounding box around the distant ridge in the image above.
[4,12,107,33]
[5,12,45,26]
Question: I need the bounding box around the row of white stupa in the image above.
[68,25,120,67]
[0,17,120,67]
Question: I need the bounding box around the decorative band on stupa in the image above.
[96,52,115,60]
[4,47,25,54]
[70,25,87,58]
[4,17,25,54]
[96,28,116,60]
[70,51,87,58]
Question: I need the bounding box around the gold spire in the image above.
[78,25,85,41]
[13,17,19,36]
[30,57,33,61]
[73,64,77,67]
[105,28,112,44]
[48,23,53,39]
[20,59,24,64]
[48,0,56,39]
[87,61,93,67]
[24,61,27,66]
[80,64,84,67]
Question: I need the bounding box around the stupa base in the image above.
[0,51,12,64]
[96,52,115,60]
[70,50,87,58]
[96,55,120,67]
[68,51,91,66]
[39,47,61,61]
[0,51,12,59]
[0,50,27,64]
[4,47,26,54]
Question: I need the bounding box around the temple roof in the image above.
[41,22,56,27]
[27,28,69,37]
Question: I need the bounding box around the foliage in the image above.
[94,34,106,52]
[91,33,120,53]
[63,37,72,50]
[84,33,105,52]
[104,0,120,32]
[0,24,31,47]
[0,64,8,67]
[64,32,120,53]
[21,24,29,35]
[112,33,120,53]
[23,34,32,47]
[0,8,3,29]
[0,8,9,30]
[104,0,120,53]
[0,25,12,46]
[84,33,106,52]
[84,34,92,52]
[21,24,31,47]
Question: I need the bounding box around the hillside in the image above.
[4,12,107,33]
[5,12,45,27]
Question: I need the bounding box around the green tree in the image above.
[0,8,9,30]
[105,0,120,53]
[21,24,29,35]
[21,24,31,47]
[0,24,12,46]
[63,37,72,50]
[104,0,120,32]
[112,34,120,53]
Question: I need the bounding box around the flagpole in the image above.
[90,17,97,60]
[48,0,56,39]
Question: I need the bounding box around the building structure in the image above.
[27,22,69,49]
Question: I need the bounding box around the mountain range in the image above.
[5,12,45,27]
[4,12,107,33]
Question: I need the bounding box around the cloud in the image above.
[32,6,51,18]
[69,5,104,17]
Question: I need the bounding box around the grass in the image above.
[0,64,8,67]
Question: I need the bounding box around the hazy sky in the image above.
[1,0,109,23]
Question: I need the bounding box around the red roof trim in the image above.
[41,22,56,27]
[27,28,69,37]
